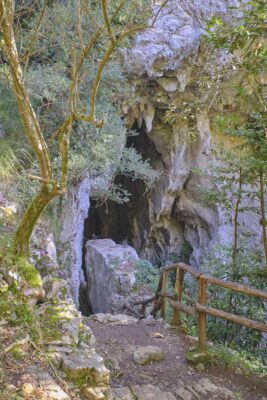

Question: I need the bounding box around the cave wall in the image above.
[56,0,264,307]
[56,176,91,305]
[114,0,260,266]
[83,116,218,266]
[81,0,256,267]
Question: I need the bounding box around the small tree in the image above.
[205,0,267,266]
[197,0,267,351]
[0,0,168,257]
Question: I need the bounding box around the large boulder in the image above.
[85,239,139,314]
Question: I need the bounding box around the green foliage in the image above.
[207,0,267,74]
[16,258,42,288]
[187,344,267,376]
[163,103,200,142]
[118,147,159,186]
[0,0,159,215]
[208,344,267,376]
[0,141,20,182]
[0,80,23,137]
[0,295,33,327]
[0,240,42,289]
[134,259,160,292]
[201,242,266,358]
[169,241,193,264]
[195,127,266,356]
[224,110,267,162]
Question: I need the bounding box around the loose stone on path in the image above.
[133,345,164,365]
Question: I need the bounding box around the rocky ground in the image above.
[0,205,266,400]
[87,314,267,400]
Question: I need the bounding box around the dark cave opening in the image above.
[79,124,163,314]
[83,122,162,249]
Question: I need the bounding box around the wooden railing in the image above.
[156,262,267,351]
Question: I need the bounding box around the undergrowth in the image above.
[187,345,267,378]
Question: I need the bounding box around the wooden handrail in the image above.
[159,262,267,351]
[200,275,267,301]
[162,262,267,300]
[196,303,267,333]
[167,299,196,316]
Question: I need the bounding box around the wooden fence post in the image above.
[172,267,185,325]
[198,277,207,351]
[160,270,168,319]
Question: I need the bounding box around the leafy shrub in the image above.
[134,259,160,292]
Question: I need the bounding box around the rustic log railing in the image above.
[154,262,267,351]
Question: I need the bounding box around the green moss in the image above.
[44,305,73,327]
[0,298,10,315]
[15,302,33,325]
[66,371,95,387]
[17,258,42,287]
[42,325,63,342]
[187,345,267,377]
[187,349,211,364]
[209,345,267,376]
[9,344,27,360]
[78,327,92,346]
[0,279,9,294]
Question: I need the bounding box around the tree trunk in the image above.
[259,170,267,267]
[232,167,243,277]
[14,185,59,257]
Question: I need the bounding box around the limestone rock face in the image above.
[57,172,116,306]
[108,387,134,400]
[113,0,263,266]
[58,176,91,304]
[121,0,242,78]
[62,351,109,385]
[131,385,176,400]
[30,232,109,394]
[85,239,139,314]
[89,313,138,326]
[112,385,176,400]
[22,368,70,400]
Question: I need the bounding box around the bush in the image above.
[134,259,160,292]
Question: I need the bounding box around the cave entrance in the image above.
[79,123,162,314]
[83,122,161,250]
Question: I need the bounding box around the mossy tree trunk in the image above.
[13,186,60,256]
[0,0,70,256]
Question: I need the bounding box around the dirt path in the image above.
[88,316,267,400]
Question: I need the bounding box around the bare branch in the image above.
[101,0,116,45]
[27,174,56,185]
[89,39,116,121]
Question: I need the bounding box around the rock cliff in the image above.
[58,0,262,306]
[114,0,260,265]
